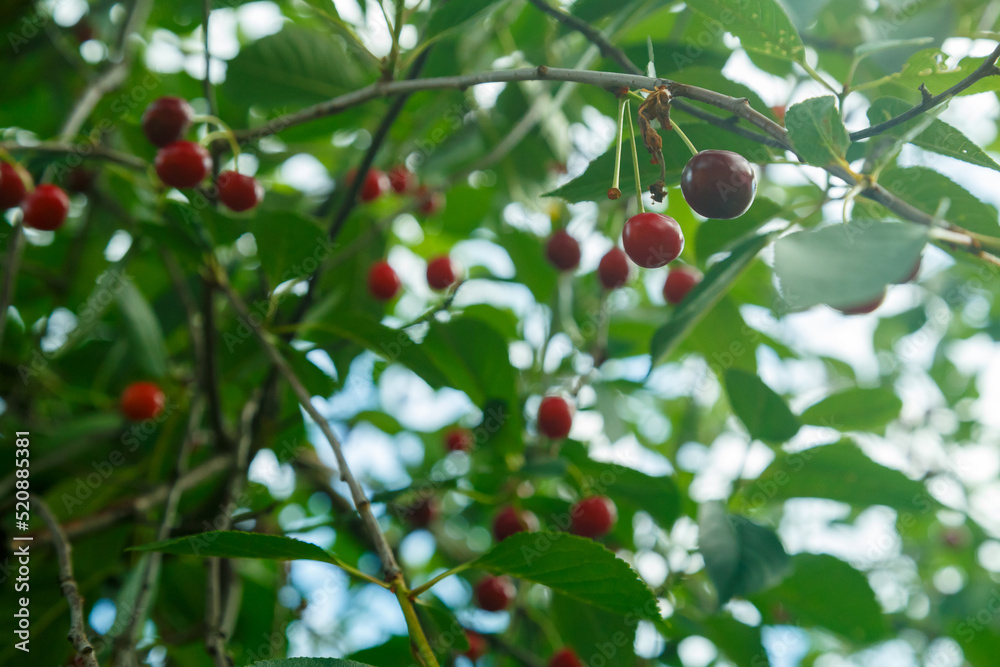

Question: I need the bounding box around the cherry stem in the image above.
[671,119,699,158]
[200,130,242,165]
[625,101,645,213]
[195,114,242,163]
[612,96,626,192]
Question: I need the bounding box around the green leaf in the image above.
[250,660,376,667]
[753,554,887,643]
[426,0,499,41]
[773,222,928,310]
[116,281,167,378]
[422,317,518,408]
[473,532,660,620]
[686,0,806,63]
[563,443,682,530]
[251,212,331,287]
[800,387,902,431]
[222,25,370,111]
[695,198,782,262]
[724,369,800,443]
[744,441,930,513]
[130,530,344,566]
[701,615,771,667]
[889,49,1000,99]
[879,166,1000,238]
[300,315,451,390]
[785,96,850,166]
[698,502,790,604]
[651,232,773,366]
[866,97,1000,173]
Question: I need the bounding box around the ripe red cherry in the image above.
[622,212,684,268]
[598,247,630,290]
[388,165,416,194]
[416,186,445,216]
[445,428,473,452]
[427,255,459,291]
[663,265,702,305]
[404,496,438,529]
[368,261,401,301]
[464,630,487,661]
[835,290,885,315]
[120,381,166,421]
[549,648,583,667]
[493,506,540,542]
[537,395,573,439]
[22,185,70,231]
[141,97,195,147]
[475,575,515,612]
[347,168,390,202]
[570,496,617,539]
[217,171,263,212]
[155,141,212,188]
[680,150,757,219]
[546,229,580,271]
[0,163,28,209]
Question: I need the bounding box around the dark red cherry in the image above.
[681,150,757,219]
[142,97,195,147]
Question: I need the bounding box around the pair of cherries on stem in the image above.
[144,97,262,212]
[620,149,757,269]
[1,164,72,232]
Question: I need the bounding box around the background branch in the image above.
[34,496,99,667]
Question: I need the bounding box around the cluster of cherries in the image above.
[546,149,758,306]
[143,97,262,211]
[403,398,616,665]
[349,163,445,215]
[361,166,448,301]
[368,253,460,301]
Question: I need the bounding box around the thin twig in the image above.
[850,42,1000,141]
[114,399,206,667]
[205,395,258,667]
[33,496,99,667]
[59,0,153,141]
[525,0,641,76]
[18,455,233,548]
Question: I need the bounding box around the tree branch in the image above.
[0,142,147,170]
[850,42,1000,141]
[59,0,153,141]
[33,496,99,667]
